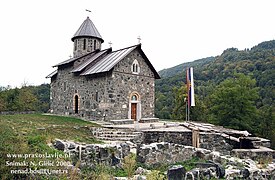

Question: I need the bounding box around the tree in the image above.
[17,87,38,111]
[171,84,207,121]
[6,88,20,111]
[0,94,6,111]
[0,84,49,112]
[209,73,259,131]
[171,85,187,120]
[258,106,275,148]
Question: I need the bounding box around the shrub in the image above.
[122,153,136,178]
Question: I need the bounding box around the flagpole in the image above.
[186,67,195,121]
[187,98,188,121]
[188,103,190,121]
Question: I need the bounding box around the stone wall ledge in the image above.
[231,146,274,160]
[110,119,134,125]
[139,118,159,123]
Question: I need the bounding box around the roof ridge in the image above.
[110,44,141,53]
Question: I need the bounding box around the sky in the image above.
[0,0,274,87]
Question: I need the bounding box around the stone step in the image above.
[91,127,142,142]
[96,132,141,138]
[95,131,142,136]
[97,137,133,141]
[139,118,159,123]
[96,133,141,141]
[110,119,134,125]
[98,134,138,138]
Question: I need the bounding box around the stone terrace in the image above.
[93,120,274,158]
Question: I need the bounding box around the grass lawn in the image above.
[0,113,101,144]
[0,113,101,179]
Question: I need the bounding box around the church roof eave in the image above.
[46,69,57,78]
[53,50,97,67]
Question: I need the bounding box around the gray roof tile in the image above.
[71,17,103,42]
[71,49,110,73]
[80,45,137,75]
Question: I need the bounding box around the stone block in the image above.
[54,139,65,151]
[167,165,186,180]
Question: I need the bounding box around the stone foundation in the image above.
[231,146,274,161]
[141,130,238,155]
[142,130,192,145]
[137,142,210,165]
[199,132,237,155]
[53,139,131,167]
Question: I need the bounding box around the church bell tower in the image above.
[71,17,104,58]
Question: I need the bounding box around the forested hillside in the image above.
[156,40,275,147]
[0,84,50,113]
[159,56,215,78]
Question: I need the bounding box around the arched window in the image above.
[132,59,139,74]
[131,95,137,101]
[132,64,136,72]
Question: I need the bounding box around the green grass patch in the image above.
[0,113,102,179]
[0,114,101,144]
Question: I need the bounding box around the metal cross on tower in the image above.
[137,36,141,44]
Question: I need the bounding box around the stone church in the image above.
[47,17,160,121]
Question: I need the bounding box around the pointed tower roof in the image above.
[71,17,104,42]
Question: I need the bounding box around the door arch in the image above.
[74,94,79,114]
[129,92,141,121]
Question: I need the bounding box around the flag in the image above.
[186,67,195,107]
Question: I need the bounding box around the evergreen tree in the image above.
[209,73,259,131]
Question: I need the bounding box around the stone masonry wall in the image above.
[141,130,237,155]
[51,49,156,121]
[111,48,156,120]
[142,130,192,145]
[199,133,235,155]
[137,142,205,165]
[53,139,130,167]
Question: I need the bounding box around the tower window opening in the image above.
[83,39,86,50]
[93,40,96,50]
[74,40,77,51]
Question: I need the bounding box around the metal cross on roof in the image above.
[108,41,112,47]
[137,36,141,44]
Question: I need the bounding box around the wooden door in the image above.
[131,103,137,120]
